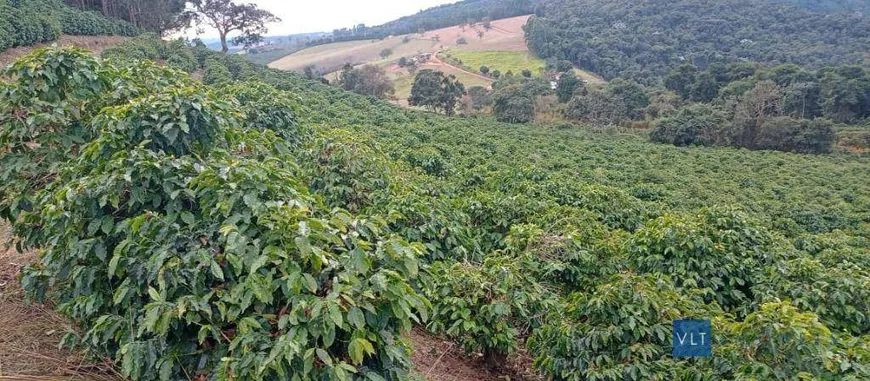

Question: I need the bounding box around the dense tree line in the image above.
[1,0,138,50]
[525,0,870,84]
[478,56,865,154]
[307,0,534,46]
[778,0,870,13]
[60,0,189,33]
[649,63,869,153]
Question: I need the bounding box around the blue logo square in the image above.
[673,319,711,357]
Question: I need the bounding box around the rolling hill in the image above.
[270,14,602,106]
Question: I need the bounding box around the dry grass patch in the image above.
[0,222,120,380]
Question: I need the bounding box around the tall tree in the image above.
[557,71,581,103]
[190,0,279,52]
[408,69,465,116]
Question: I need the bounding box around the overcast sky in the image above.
[185,0,459,38]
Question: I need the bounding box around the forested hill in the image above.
[525,0,870,84]
[313,0,535,44]
[779,0,870,13]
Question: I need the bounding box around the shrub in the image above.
[0,47,107,221]
[7,47,429,381]
[302,130,391,212]
[716,302,865,379]
[102,36,197,73]
[754,257,870,334]
[493,84,534,123]
[425,254,555,368]
[628,207,777,311]
[223,81,306,144]
[203,58,232,86]
[529,274,719,380]
[755,117,836,154]
[649,103,727,146]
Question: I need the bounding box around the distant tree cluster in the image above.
[338,64,395,99]
[489,71,555,123]
[525,0,870,84]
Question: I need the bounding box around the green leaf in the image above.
[302,274,318,293]
[180,211,195,225]
[315,348,333,367]
[147,287,161,301]
[347,307,365,330]
[328,303,343,328]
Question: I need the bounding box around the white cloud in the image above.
[185,0,459,38]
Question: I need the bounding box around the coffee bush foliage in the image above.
[0,0,137,50]
[6,47,428,380]
[754,257,870,335]
[3,36,870,380]
[221,80,306,144]
[629,207,779,311]
[102,35,197,73]
[529,274,721,380]
[715,302,870,379]
[425,252,555,365]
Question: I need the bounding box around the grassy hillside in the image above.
[2,38,869,380]
[269,37,437,73]
[269,15,533,74]
[309,0,535,45]
[444,50,546,76]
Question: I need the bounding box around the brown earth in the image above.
[0,35,129,68]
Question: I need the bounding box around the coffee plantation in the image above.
[0,0,137,51]
[1,38,869,380]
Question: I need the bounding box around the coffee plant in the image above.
[715,301,870,379]
[7,48,428,380]
[0,0,137,50]
[529,273,720,380]
[754,256,870,335]
[425,253,555,367]
[629,207,779,311]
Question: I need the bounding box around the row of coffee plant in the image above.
[1,38,868,380]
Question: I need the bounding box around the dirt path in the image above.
[428,51,494,88]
